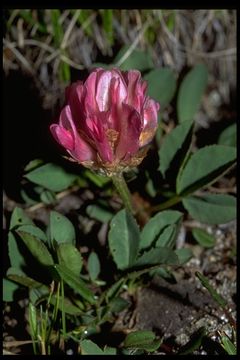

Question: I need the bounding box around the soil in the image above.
[111,220,236,355]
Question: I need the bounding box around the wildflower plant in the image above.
[4,64,236,355]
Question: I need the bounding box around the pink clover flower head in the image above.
[50,68,160,175]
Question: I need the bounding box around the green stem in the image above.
[97,263,178,308]
[111,172,134,214]
[150,195,182,214]
[61,279,66,337]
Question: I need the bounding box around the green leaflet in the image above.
[177,64,208,123]
[182,193,236,224]
[177,145,236,196]
[108,209,140,270]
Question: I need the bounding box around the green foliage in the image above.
[59,61,71,83]
[80,339,116,355]
[108,209,141,270]
[76,9,93,36]
[80,341,104,355]
[8,232,26,270]
[155,224,178,248]
[8,209,41,279]
[218,123,236,147]
[166,11,176,31]
[159,120,193,177]
[145,171,157,197]
[49,211,76,247]
[54,264,96,305]
[124,330,161,352]
[178,326,206,355]
[17,224,47,243]
[220,336,237,355]
[144,68,177,108]
[91,62,110,69]
[109,296,130,313]
[105,278,125,302]
[28,302,38,349]
[40,189,57,205]
[10,206,33,230]
[140,210,183,250]
[176,145,236,196]
[83,169,110,187]
[7,267,44,288]
[50,9,70,83]
[101,9,114,45]
[182,193,236,224]
[103,346,117,355]
[135,247,179,267]
[177,64,208,123]
[50,9,63,47]
[16,230,54,266]
[192,228,216,248]
[24,159,44,172]
[175,248,193,265]
[87,252,101,281]
[18,10,47,34]
[195,271,227,308]
[3,278,19,302]
[151,267,176,283]
[29,285,50,305]
[57,243,83,276]
[86,204,113,223]
[113,45,154,71]
[24,163,77,192]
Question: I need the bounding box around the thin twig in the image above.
[17,18,24,48]
[7,9,20,28]
[23,39,56,53]
[208,185,236,194]
[3,38,34,74]
[59,54,84,70]
[159,11,236,59]
[3,349,19,355]
[45,12,96,64]
[61,9,81,50]
[3,340,37,348]
[26,185,79,213]
[114,19,151,67]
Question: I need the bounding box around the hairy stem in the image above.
[111,172,135,214]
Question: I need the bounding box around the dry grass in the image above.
[3,9,236,112]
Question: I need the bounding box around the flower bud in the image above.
[50,68,160,176]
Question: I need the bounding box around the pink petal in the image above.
[85,68,104,94]
[65,80,83,102]
[85,114,113,163]
[56,105,96,162]
[84,69,103,113]
[86,69,127,112]
[59,105,74,129]
[59,105,87,141]
[125,70,148,112]
[95,71,113,111]
[110,77,127,105]
[139,98,160,146]
[66,82,87,122]
[115,104,142,160]
[68,133,96,162]
[143,98,160,128]
[111,69,128,102]
[50,124,74,150]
